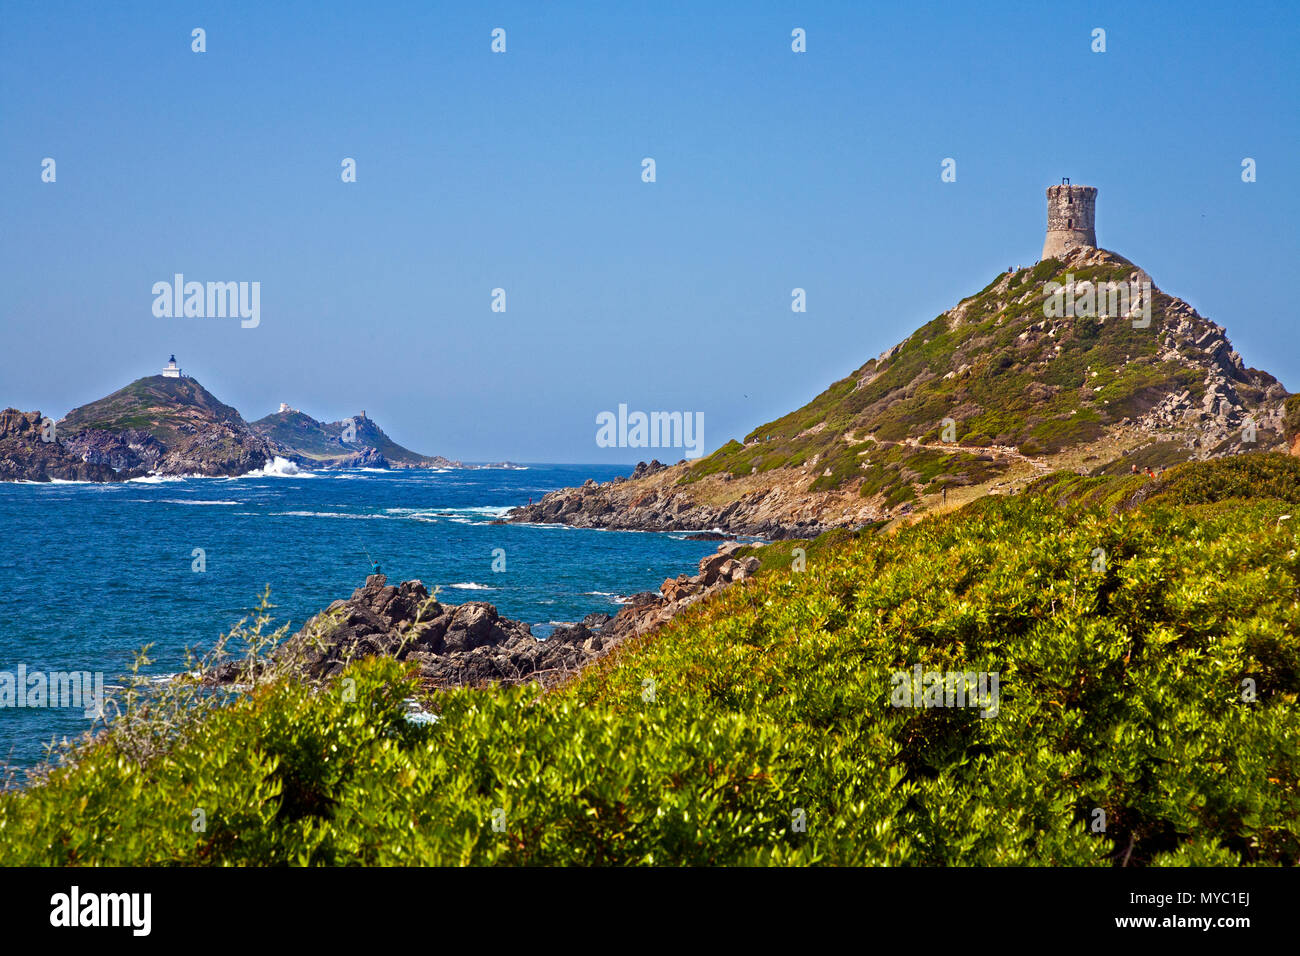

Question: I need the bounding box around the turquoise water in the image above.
[0,465,719,769]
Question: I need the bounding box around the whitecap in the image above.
[584,591,633,604]
[128,474,187,484]
[160,499,240,506]
[241,457,314,478]
[270,510,391,520]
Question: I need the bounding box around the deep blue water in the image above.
[0,464,720,769]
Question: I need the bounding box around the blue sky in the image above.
[3,0,1297,462]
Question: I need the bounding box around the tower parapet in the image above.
[1042,181,1097,259]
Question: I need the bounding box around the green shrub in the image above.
[3,485,1297,866]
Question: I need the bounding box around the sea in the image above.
[0,462,723,770]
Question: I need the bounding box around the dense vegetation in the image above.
[60,376,247,445]
[1029,452,1300,512]
[680,252,1282,502]
[2,456,1296,865]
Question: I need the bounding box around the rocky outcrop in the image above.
[60,425,269,477]
[219,543,761,689]
[58,375,271,477]
[509,460,869,538]
[0,409,128,482]
[59,428,169,474]
[1286,396,1300,458]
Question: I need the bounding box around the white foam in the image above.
[584,591,632,604]
[271,510,391,520]
[447,582,496,590]
[242,456,313,478]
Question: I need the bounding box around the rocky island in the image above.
[0,359,475,481]
[251,405,459,470]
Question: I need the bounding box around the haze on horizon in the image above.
[2,0,1296,463]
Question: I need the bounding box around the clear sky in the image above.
[3,1,1297,462]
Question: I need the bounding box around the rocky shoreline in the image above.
[506,459,861,538]
[0,410,130,482]
[214,542,761,689]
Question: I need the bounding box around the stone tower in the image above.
[1042,180,1097,259]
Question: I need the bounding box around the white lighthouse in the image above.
[162,355,181,378]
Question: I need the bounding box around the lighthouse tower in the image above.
[162,355,182,378]
[1042,180,1098,259]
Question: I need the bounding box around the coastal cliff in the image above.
[0,409,126,482]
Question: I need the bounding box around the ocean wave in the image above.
[10,478,96,485]
[384,505,509,514]
[128,474,187,484]
[270,510,393,520]
[241,457,314,478]
[584,591,632,604]
[160,499,240,506]
[435,506,514,518]
[447,582,497,590]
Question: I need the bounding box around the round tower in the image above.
[1042,180,1097,259]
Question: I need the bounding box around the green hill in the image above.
[251,409,450,468]
[687,247,1286,493]
[62,375,247,443]
[512,246,1291,536]
[4,454,1297,865]
[57,375,269,476]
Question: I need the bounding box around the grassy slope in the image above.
[60,376,248,446]
[681,253,1281,509]
[3,455,1297,866]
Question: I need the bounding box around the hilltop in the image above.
[251,408,458,469]
[511,247,1291,536]
[57,375,270,477]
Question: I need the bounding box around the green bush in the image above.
[2,490,1297,865]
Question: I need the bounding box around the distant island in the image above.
[250,406,457,470]
[0,355,512,481]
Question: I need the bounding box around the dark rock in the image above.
[226,536,768,692]
[0,409,130,482]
